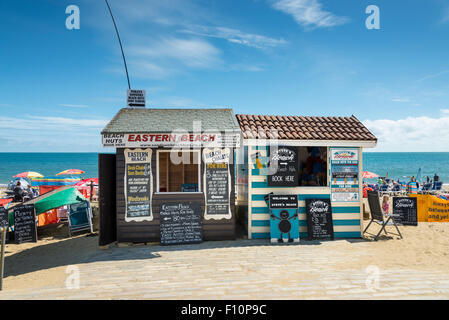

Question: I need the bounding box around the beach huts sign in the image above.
[102,132,240,148]
[127,89,145,107]
[124,148,153,222]
[267,146,299,187]
[330,148,359,202]
[203,148,232,220]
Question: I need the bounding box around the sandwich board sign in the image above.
[127,89,146,107]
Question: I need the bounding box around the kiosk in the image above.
[101,108,241,243]
[235,114,377,240]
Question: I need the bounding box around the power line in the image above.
[104,0,131,90]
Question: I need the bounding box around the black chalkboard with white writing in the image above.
[392,197,418,226]
[269,194,298,209]
[0,207,9,229]
[205,162,229,215]
[13,204,37,244]
[305,198,334,240]
[159,202,202,245]
[268,146,298,187]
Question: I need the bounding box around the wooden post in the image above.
[0,226,6,291]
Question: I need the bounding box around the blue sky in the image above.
[1,0,449,152]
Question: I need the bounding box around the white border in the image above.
[203,148,232,220]
[124,148,153,222]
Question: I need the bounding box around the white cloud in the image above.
[270,0,349,28]
[391,97,410,103]
[418,70,449,82]
[180,25,288,49]
[129,37,222,70]
[59,104,88,108]
[440,109,449,114]
[364,116,449,152]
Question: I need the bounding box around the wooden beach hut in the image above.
[235,114,378,240]
[99,108,241,244]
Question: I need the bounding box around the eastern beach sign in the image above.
[102,132,240,148]
[124,148,153,222]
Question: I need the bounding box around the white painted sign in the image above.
[102,132,240,148]
[127,89,146,107]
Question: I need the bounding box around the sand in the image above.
[2,186,449,292]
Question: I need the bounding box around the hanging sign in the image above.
[13,204,37,244]
[330,148,359,202]
[305,198,334,240]
[124,148,153,222]
[203,148,232,220]
[268,146,298,187]
[159,202,203,245]
[127,89,146,107]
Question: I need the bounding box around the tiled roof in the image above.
[102,108,241,133]
[236,114,377,141]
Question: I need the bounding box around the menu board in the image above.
[392,197,418,226]
[0,207,9,229]
[330,148,359,202]
[204,148,231,220]
[268,146,298,187]
[13,204,37,244]
[124,148,153,222]
[159,202,202,245]
[305,199,334,240]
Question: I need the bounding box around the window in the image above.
[298,147,328,187]
[157,150,200,192]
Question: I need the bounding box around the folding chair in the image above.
[68,201,93,237]
[363,191,403,241]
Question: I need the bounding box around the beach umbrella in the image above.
[74,178,98,187]
[56,169,85,176]
[362,171,379,179]
[13,171,43,179]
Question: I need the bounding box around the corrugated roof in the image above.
[236,114,377,141]
[102,108,241,133]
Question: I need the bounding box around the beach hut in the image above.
[99,108,241,244]
[235,114,378,240]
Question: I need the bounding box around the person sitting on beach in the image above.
[26,185,35,199]
[13,181,24,202]
[382,195,390,217]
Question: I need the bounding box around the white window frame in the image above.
[156,149,202,194]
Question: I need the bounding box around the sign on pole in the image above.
[127,89,146,107]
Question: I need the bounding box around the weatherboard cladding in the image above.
[236,114,377,141]
[102,108,241,134]
[248,146,362,239]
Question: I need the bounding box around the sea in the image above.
[0,152,448,185]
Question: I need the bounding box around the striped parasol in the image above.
[362,171,379,179]
[56,169,85,176]
[13,171,44,179]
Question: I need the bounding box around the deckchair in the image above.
[363,191,403,241]
[68,200,93,236]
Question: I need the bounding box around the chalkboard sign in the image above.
[268,146,298,187]
[205,162,229,215]
[392,197,418,226]
[159,202,202,245]
[305,198,334,240]
[125,149,152,221]
[13,204,37,244]
[0,207,8,229]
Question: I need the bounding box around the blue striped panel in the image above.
[251,219,360,227]
[251,194,330,201]
[251,231,361,239]
[251,206,360,214]
[251,146,268,151]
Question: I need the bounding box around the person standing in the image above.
[434,173,439,182]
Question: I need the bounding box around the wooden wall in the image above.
[116,147,236,243]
